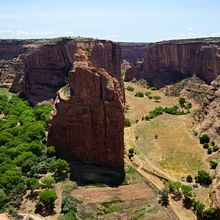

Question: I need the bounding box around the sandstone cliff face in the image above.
[47,41,124,183]
[120,42,149,71]
[125,39,220,88]
[194,76,220,145]
[22,38,76,105]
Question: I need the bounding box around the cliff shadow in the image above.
[145,69,191,89]
[56,152,125,187]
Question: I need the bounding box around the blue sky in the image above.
[0,0,219,42]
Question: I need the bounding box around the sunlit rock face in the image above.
[125,39,220,88]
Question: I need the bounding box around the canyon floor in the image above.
[0,83,217,219]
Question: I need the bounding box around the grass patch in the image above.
[101,200,124,213]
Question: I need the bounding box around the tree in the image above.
[199,134,210,144]
[124,118,131,127]
[186,175,193,183]
[179,97,186,106]
[207,148,212,154]
[41,176,55,188]
[134,92,144,97]
[39,189,57,209]
[203,207,218,220]
[181,185,192,197]
[192,200,205,216]
[126,86,134,92]
[145,91,152,97]
[210,160,218,169]
[203,143,209,149]
[168,181,181,194]
[197,170,212,186]
[49,159,70,178]
[46,146,56,157]
[0,189,7,208]
[153,96,161,102]
[128,148,135,159]
[26,178,40,193]
[159,189,169,206]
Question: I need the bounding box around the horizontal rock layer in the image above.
[125,39,220,88]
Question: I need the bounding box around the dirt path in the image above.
[73,183,155,204]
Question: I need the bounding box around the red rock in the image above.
[47,41,125,184]
[126,39,220,88]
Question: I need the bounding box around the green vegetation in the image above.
[203,207,218,220]
[210,160,218,169]
[39,189,57,209]
[199,134,210,144]
[124,118,131,127]
[41,176,55,188]
[196,170,212,186]
[152,95,161,102]
[101,200,124,213]
[145,106,164,120]
[158,189,169,206]
[0,94,70,211]
[127,86,134,92]
[186,175,193,183]
[192,200,205,217]
[128,148,135,159]
[179,97,186,106]
[134,92,144,97]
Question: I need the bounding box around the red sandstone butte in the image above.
[47,41,124,174]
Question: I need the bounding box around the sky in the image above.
[0,0,220,42]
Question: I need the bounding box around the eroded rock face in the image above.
[125,39,220,88]
[22,39,76,105]
[47,41,125,184]
[193,76,220,145]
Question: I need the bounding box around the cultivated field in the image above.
[124,82,208,179]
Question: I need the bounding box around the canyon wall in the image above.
[125,39,220,88]
[194,76,220,145]
[120,42,149,71]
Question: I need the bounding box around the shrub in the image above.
[39,189,57,209]
[213,145,219,152]
[203,207,218,220]
[159,189,169,206]
[0,189,8,208]
[199,134,210,144]
[203,143,209,149]
[168,181,181,193]
[197,170,212,186]
[153,95,161,102]
[134,92,144,97]
[181,185,192,197]
[49,159,70,178]
[126,86,134,92]
[46,146,56,157]
[186,175,193,183]
[124,118,131,127]
[146,106,164,120]
[210,160,218,169]
[179,97,186,106]
[192,200,205,216]
[207,148,212,154]
[41,176,55,188]
[145,91,152,97]
[128,148,135,159]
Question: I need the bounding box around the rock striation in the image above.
[47,40,125,184]
[125,38,220,88]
